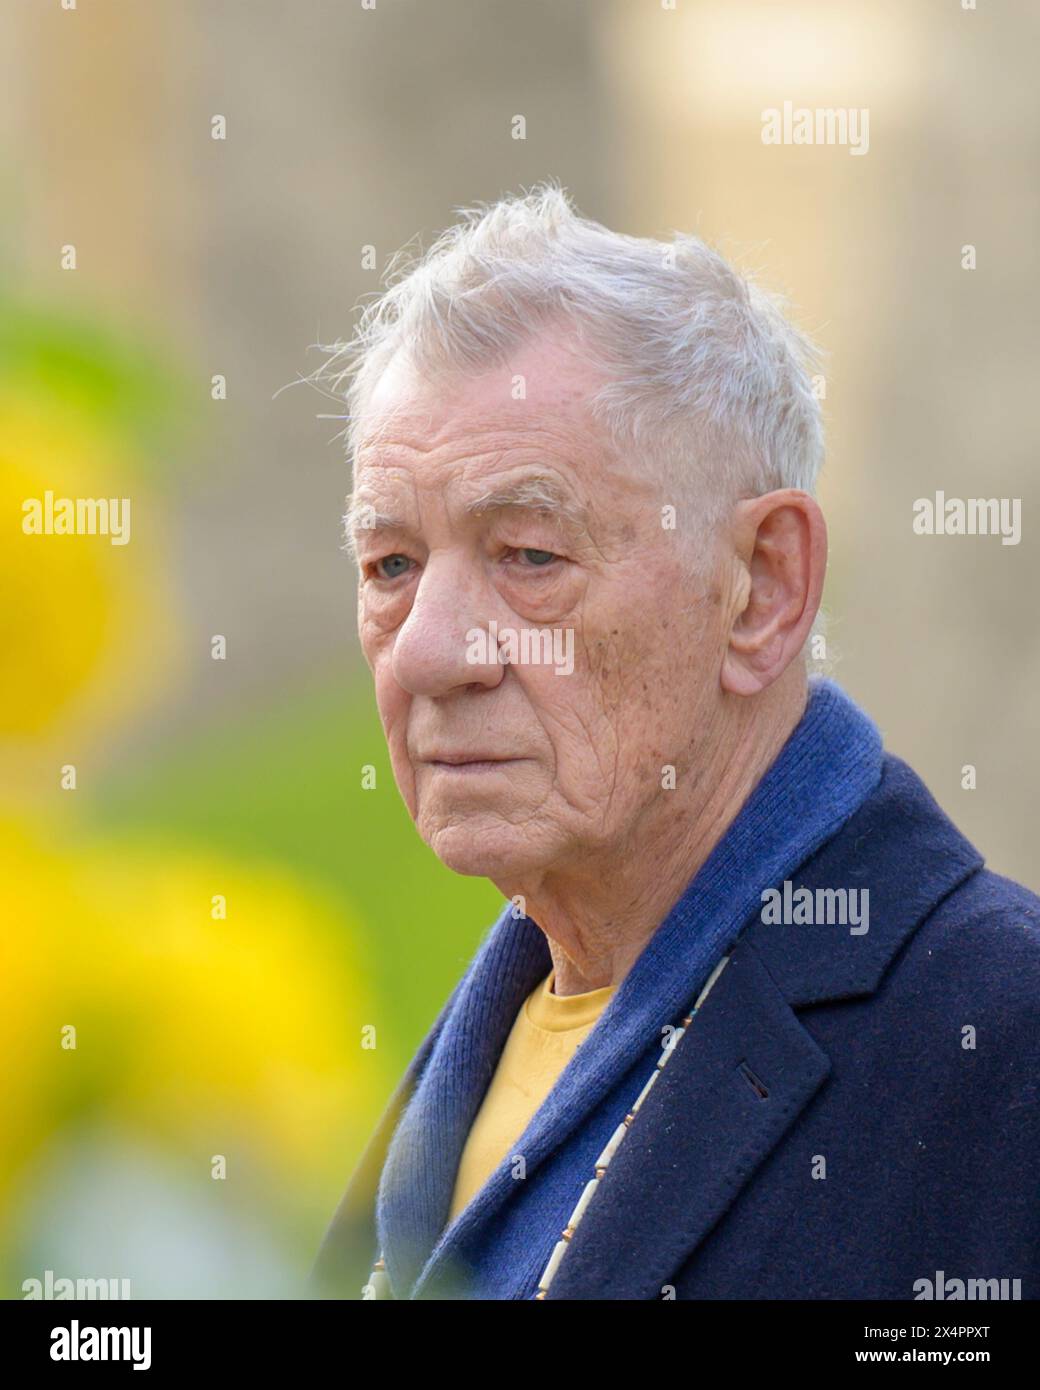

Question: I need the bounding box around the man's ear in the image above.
[720,489,827,697]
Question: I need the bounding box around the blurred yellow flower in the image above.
[0,391,178,755]
[0,816,383,1235]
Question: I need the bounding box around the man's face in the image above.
[350,332,730,884]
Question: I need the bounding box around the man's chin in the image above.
[423,820,542,881]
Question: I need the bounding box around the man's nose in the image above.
[390,556,504,697]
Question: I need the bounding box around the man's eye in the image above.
[515,547,558,568]
[374,554,412,580]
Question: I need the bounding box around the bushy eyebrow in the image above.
[464,476,588,534]
[343,474,589,564]
[341,501,404,564]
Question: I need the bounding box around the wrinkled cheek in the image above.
[539,686,621,824]
[584,633,642,734]
[585,637,681,806]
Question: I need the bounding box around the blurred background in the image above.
[1,0,1036,1297]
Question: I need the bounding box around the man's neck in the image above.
[499,674,808,996]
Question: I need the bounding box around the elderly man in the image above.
[311,185,1040,1301]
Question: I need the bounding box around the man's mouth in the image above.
[421,753,525,774]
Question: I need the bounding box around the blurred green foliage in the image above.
[0,285,194,471]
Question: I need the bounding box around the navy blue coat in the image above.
[313,753,1040,1299]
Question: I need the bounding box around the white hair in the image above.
[308,180,825,532]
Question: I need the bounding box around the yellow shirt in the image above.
[447,968,617,1222]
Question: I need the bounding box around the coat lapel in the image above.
[543,940,831,1299]
[543,754,984,1298]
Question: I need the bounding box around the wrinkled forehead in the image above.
[348,336,667,548]
[354,333,612,465]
